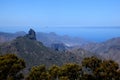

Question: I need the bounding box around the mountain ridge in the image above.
[81,37,120,65]
[0,30,120,66]
[0,29,96,69]
[0,31,91,47]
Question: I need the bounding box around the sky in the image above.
[0,0,120,42]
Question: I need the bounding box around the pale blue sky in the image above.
[0,0,120,42]
[0,0,120,27]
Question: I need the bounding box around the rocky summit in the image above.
[25,29,36,40]
[0,29,96,69]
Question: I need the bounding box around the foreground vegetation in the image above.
[0,54,120,80]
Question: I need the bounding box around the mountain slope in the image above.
[0,29,63,68]
[0,29,96,69]
[0,31,26,43]
[36,32,90,47]
[82,37,120,65]
[0,31,91,47]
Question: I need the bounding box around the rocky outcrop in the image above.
[26,29,36,40]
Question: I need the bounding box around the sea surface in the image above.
[0,26,120,42]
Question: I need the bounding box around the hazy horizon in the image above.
[0,26,120,42]
[0,0,120,42]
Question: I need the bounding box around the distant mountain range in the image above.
[36,32,90,47]
[0,29,96,70]
[0,31,90,47]
[0,31,26,43]
[0,29,120,67]
[81,37,120,65]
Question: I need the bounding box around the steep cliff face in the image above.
[0,29,96,68]
[0,29,64,68]
[25,29,36,40]
[0,30,91,47]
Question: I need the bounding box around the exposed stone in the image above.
[26,29,36,40]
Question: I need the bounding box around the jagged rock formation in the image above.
[0,31,90,47]
[25,29,36,40]
[0,29,96,69]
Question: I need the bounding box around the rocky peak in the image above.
[26,29,36,40]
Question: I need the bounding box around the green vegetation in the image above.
[0,54,120,80]
[0,54,25,80]
[26,65,51,80]
[81,57,120,80]
[26,56,120,80]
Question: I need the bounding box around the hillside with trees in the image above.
[0,29,120,80]
[0,54,120,80]
[0,54,25,80]
[0,29,96,69]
